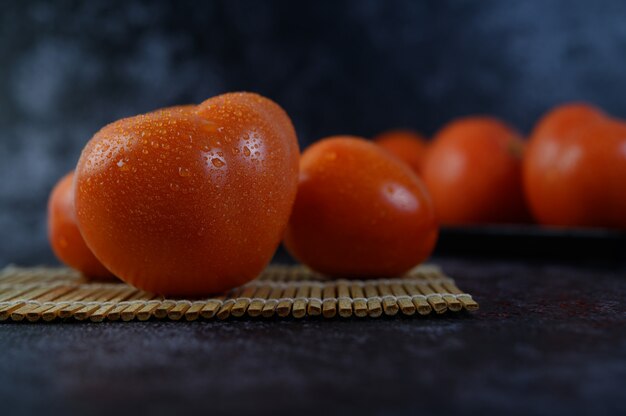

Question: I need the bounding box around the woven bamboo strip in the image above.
[364,283,382,317]
[402,282,432,315]
[12,286,76,321]
[322,285,337,318]
[416,281,447,314]
[86,288,138,321]
[307,284,322,316]
[0,268,44,285]
[292,284,309,318]
[27,287,82,321]
[0,287,38,303]
[231,285,255,317]
[42,287,102,321]
[121,293,157,321]
[0,265,478,321]
[217,290,238,320]
[200,295,225,319]
[58,287,121,319]
[350,282,368,317]
[104,291,153,321]
[261,285,283,318]
[429,282,462,312]
[183,302,205,321]
[422,270,462,312]
[377,282,399,316]
[168,301,191,321]
[135,300,162,321]
[248,285,271,317]
[276,285,297,317]
[439,275,479,312]
[0,286,58,320]
[390,283,416,316]
[337,281,352,318]
[74,287,136,321]
[153,299,176,319]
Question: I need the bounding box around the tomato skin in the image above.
[48,172,113,279]
[75,93,299,295]
[283,136,438,278]
[422,117,528,225]
[374,129,428,174]
[524,104,626,229]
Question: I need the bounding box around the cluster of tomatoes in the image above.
[48,95,625,296]
[375,103,626,230]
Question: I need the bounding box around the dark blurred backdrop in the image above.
[2,0,626,266]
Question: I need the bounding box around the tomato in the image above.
[422,116,528,225]
[374,129,428,174]
[75,93,300,295]
[283,136,438,278]
[47,172,114,279]
[524,103,626,229]
[153,104,195,113]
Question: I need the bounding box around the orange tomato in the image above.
[422,116,528,225]
[153,104,196,113]
[283,136,438,278]
[47,172,113,279]
[524,103,626,229]
[75,93,300,295]
[374,129,428,174]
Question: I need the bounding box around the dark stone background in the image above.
[2,0,626,266]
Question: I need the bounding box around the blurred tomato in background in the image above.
[421,117,528,226]
[524,104,626,229]
[373,129,428,175]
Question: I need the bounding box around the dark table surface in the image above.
[1,257,625,416]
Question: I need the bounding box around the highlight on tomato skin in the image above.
[422,116,529,226]
[283,136,438,279]
[523,103,626,229]
[47,172,115,280]
[74,93,300,296]
[373,129,429,175]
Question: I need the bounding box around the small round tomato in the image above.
[75,93,300,295]
[48,172,113,279]
[422,117,528,225]
[524,103,626,229]
[374,129,428,174]
[283,136,438,278]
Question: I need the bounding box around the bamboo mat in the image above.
[0,264,478,322]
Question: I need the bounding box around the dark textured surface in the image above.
[1,258,625,416]
[3,0,626,265]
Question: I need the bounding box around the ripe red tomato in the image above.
[374,129,428,174]
[524,103,626,229]
[48,172,114,279]
[422,117,528,225]
[75,93,300,295]
[283,136,438,278]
